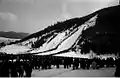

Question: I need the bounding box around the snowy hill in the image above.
[1,5,120,55]
[10,7,99,49]
[0,37,20,42]
[0,13,97,55]
[16,13,97,56]
[0,44,31,54]
[0,37,20,47]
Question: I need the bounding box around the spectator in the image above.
[91,61,97,69]
[114,58,120,77]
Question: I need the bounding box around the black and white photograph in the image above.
[0,0,120,77]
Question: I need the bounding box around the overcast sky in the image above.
[0,0,119,33]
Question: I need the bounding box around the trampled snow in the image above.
[32,68,115,77]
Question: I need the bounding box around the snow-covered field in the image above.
[54,51,90,58]
[0,44,31,54]
[0,37,20,44]
[32,67,115,77]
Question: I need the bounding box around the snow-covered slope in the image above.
[0,9,97,55]
[2,5,119,55]
[54,51,90,58]
[30,15,98,55]
[3,14,92,55]
[0,37,20,43]
[0,44,30,54]
[0,37,30,54]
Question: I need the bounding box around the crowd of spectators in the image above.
[0,54,116,77]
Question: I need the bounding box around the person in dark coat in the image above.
[91,61,97,69]
[10,60,18,77]
[73,58,79,70]
[24,61,32,77]
[86,59,91,69]
[16,60,24,77]
[0,60,10,77]
[114,57,120,77]
[80,59,86,69]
